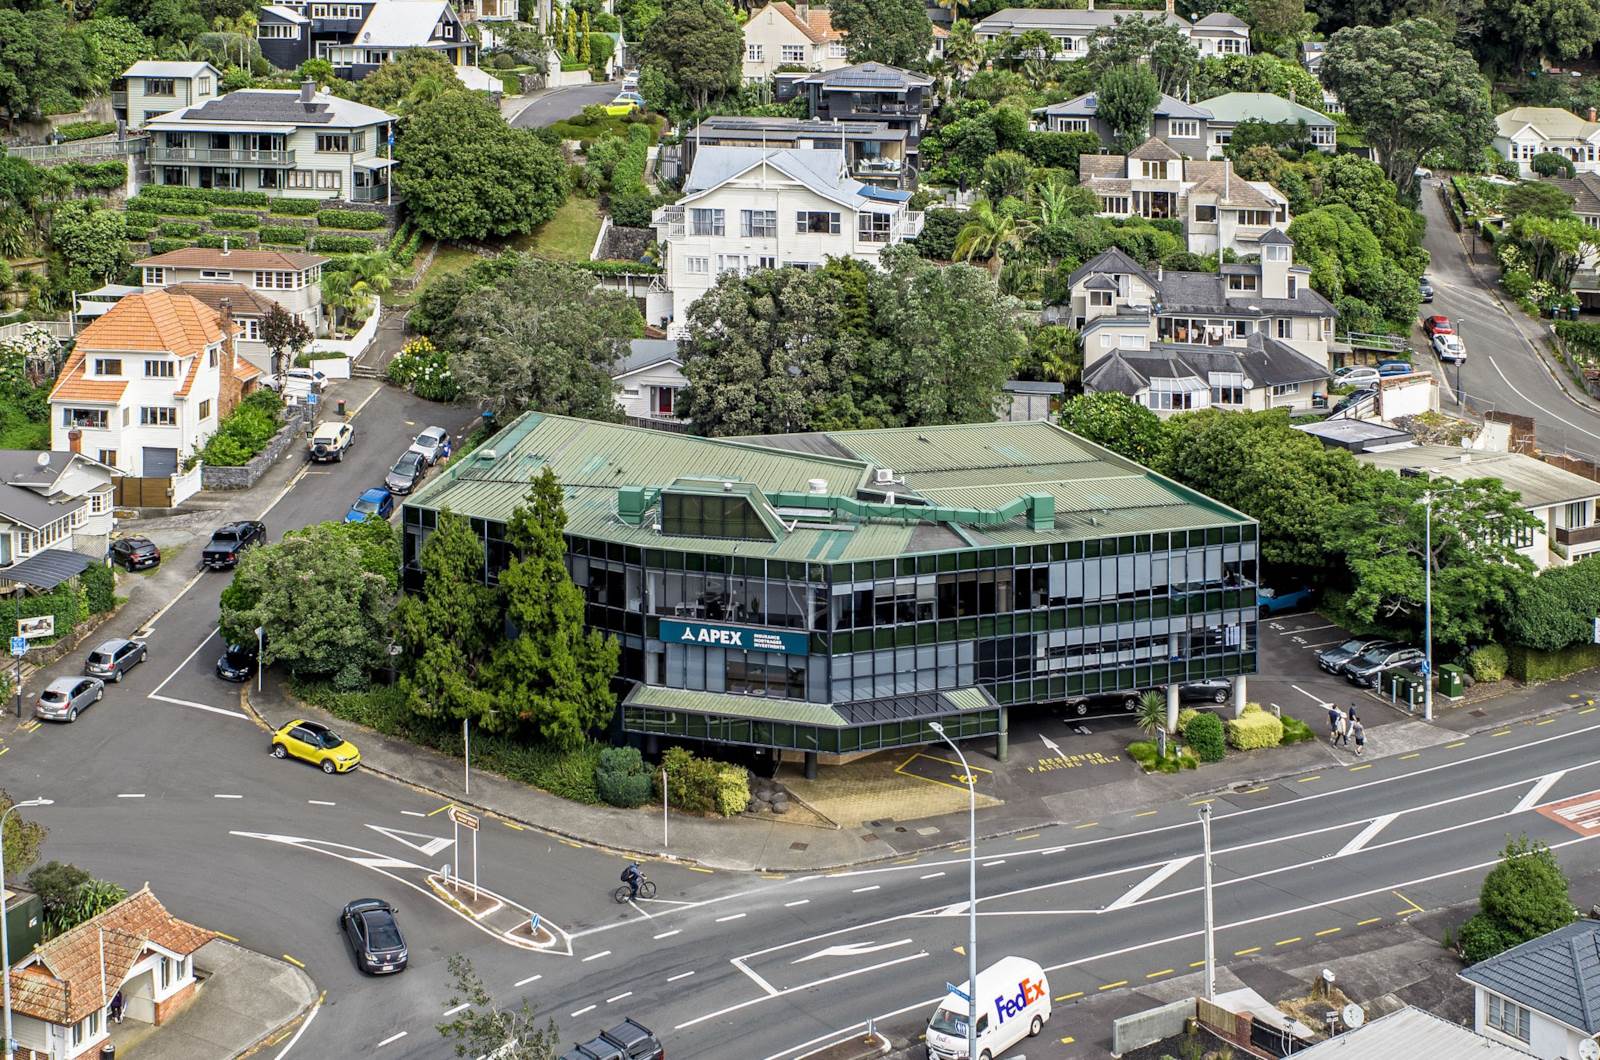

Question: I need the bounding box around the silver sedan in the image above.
[36,676,104,722]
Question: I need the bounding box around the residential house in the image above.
[1196,91,1336,157]
[1070,237,1337,414]
[457,0,516,21]
[1545,171,1600,307]
[1352,444,1600,569]
[788,64,934,174]
[112,62,221,131]
[649,146,923,334]
[974,3,1248,59]
[1460,919,1600,1058]
[743,2,847,81]
[1078,139,1292,256]
[135,246,330,338]
[0,451,120,570]
[614,339,688,425]
[1001,380,1064,421]
[142,80,397,202]
[50,290,260,480]
[6,886,214,1060]
[1494,106,1600,176]
[678,115,913,188]
[1291,1006,1525,1059]
[1032,91,1213,153]
[255,0,475,79]
[1298,41,1342,114]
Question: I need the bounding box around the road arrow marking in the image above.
[1042,734,1065,758]
[1515,771,1566,813]
[364,824,455,857]
[793,939,912,965]
[1337,813,1397,857]
[1107,857,1194,911]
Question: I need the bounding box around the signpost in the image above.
[449,807,481,901]
[8,635,22,720]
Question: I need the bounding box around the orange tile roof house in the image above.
[51,291,259,484]
[6,886,214,1060]
[742,2,848,82]
[136,246,329,343]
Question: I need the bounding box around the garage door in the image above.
[142,447,178,477]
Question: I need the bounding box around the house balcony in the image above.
[346,183,393,203]
[111,91,127,110]
[311,15,364,33]
[1555,524,1600,548]
[148,146,296,166]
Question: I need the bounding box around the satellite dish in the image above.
[1341,1004,1365,1029]
[34,452,49,467]
[1578,1040,1599,1060]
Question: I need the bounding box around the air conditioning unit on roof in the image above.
[873,467,896,485]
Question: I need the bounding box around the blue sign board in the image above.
[659,619,809,657]
[8,636,25,657]
[945,982,971,1002]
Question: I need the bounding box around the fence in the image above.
[309,298,381,359]
[0,320,72,344]
[4,137,147,162]
[1112,998,1196,1054]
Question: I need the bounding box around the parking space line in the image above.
[1234,947,1260,956]
[1357,917,1382,926]
[1399,753,1421,760]
[1098,981,1128,991]
[1056,991,1084,1001]
[1279,623,1336,636]
[1315,928,1341,937]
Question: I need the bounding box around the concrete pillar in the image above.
[644,733,659,756]
[804,751,818,780]
[1166,683,1180,733]
[995,707,1009,763]
[1232,674,1248,718]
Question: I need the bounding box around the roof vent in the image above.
[477,449,497,461]
[807,478,827,494]
[722,481,734,491]
[874,467,896,485]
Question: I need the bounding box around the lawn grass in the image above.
[547,114,661,144]
[514,196,602,262]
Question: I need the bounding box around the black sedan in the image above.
[340,899,407,975]
[110,536,161,571]
[215,643,257,683]
[384,450,427,495]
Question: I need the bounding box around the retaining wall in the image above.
[200,405,307,491]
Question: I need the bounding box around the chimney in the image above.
[216,298,245,418]
[1087,0,1094,9]
[221,235,230,256]
[68,429,82,454]
[1591,107,1598,123]
[1165,0,1174,12]
[300,78,316,105]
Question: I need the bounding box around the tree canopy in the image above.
[638,0,742,114]
[1086,14,1200,96]
[352,48,469,115]
[1095,64,1161,152]
[1057,391,1169,466]
[1460,836,1574,962]
[831,0,933,67]
[0,8,93,127]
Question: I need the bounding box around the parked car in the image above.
[1342,644,1426,686]
[1060,690,1144,716]
[561,1019,663,1060]
[408,426,450,465]
[1376,360,1414,377]
[271,719,361,774]
[1333,366,1381,388]
[604,92,645,115]
[84,638,147,683]
[562,1039,624,1060]
[345,487,394,523]
[215,642,257,683]
[202,521,266,569]
[1419,276,1435,302]
[35,676,103,722]
[309,421,355,463]
[339,899,407,975]
[109,536,160,571]
[1422,315,1454,338]
[1257,586,1314,616]
[1330,388,1375,414]
[384,450,427,495]
[1433,332,1467,363]
[1317,638,1391,675]
[261,368,328,395]
[1178,678,1232,705]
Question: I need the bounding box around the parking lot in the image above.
[1254,608,1421,735]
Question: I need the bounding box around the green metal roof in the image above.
[406,413,1252,560]
[1197,92,1335,127]
[623,685,850,726]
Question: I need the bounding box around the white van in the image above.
[925,955,1050,1060]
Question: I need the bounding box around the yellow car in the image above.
[603,92,645,116]
[271,719,361,774]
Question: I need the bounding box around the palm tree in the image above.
[1137,690,1170,757]
[943,20,985,78]
[954,199,1031,277]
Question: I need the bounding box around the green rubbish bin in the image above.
[1387,671,1420,708]
[1438,664,1465,698]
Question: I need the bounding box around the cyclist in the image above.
[620,861,643,900]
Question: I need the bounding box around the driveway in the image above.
[510,81,620,128]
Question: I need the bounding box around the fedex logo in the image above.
[994,978,1045,1022]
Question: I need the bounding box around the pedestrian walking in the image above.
[1334,710,1350,748]
[1327,704,1342,743]
[1352,720,1366,757]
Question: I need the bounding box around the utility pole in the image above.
[1424,491,1434,722]
[1200,802,1215,1001]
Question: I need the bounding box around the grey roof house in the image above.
[1197,91,1337,157]
[678,115,914,188]
[0,451,120,572]
[254,0,475,81]
[785,64,934,166]
[975,3,1247,59]
[1032,91,1212,153]
[1460,920,1600,1058]
[1291,1006,1525,1059]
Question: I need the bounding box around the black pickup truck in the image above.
[202,521,266,570]
[559,1018,664,1060]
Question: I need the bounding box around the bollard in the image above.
[337,397,347,417]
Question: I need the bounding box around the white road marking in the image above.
[442,1003,469,1017]
[1516,771,1566,813]
[571,1005,596,1017]
[982,860,1006,868]
[377,1031,407,1048]
[607,992,633,1004]
[784,899,810,908]
[1107,857,1195,910]
[583,951,611,962]
[308,800,336,806]
[214,794,243,799]
[1337,813,1397,857]
[717,912,748,922]
[515,974,542,987]
[1278,623,1335,636]
[793,940,912,965]
[141,569,207,631]
[1488,355,1600,443]
[401,810,426,817]
[628,899,653,919]
[272,991,321,1060]
[146,628,247,719]
[920,872,945,880]
[1292,684,1330,707]
[681,951,931,1030]
[654,929,681,939]
[667,971,695,982]
[365,824,454,857]
[732,957,781,997]
[851,886,880,894]
[117,793,145,799]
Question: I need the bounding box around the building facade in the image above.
[649,146,922,335]
[679,115,914,189]
[743,2,847,81]
[142,81,397,202]
[135,247,329,338]
[1460,920,1600,1060]
[256,0,475,79]
[788,63,933,174]
[1032,91,1213,153]
[1196,92,1337,157]
[974,4,1248,59]
[113,62,221,130]
[0,452,119,570]
[1494,106,1600,176]
[401,414,1259,765]
[613,339,688,425]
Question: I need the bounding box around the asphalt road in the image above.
[510,81,621,128]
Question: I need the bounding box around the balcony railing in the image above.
[148,146,296,166]
[346,184,393,203]
[5,137,146,162]
[1555,524,1600,547]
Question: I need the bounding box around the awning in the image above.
[4,549,92,590]
[357,157,398,171]
[83,284,141,299]
[74,301,116,318]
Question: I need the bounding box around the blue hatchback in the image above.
[345,487,394,523]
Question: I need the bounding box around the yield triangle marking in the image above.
[365,823,455,857]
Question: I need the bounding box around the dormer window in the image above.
[93,358,122,377]
[1227,274,1257,292]
[1090,290,1114,307]
[1264,244,1290,262]
[1141,160,1166,179]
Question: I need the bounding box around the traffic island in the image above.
[798,1030,892,1059]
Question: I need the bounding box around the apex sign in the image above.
[658,619,808,657]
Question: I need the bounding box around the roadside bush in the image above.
[387,336,459,401]
[127,197,209,216]
[1225,704,1283,750]
[1183,711,1226,763]
[78,563,115,614]
[269,198,323,216]
[595,746,653,807]
[655,746,748,817]
[1127,740,1197,773]
[1280,715,1316,744]
[209,212,259,230]
[317,208,385,230]
[313,235,376,254]
[56,120,117,141]
[1458,912,1518,963]
[1176,707,1199,730]
[259,225,308,245]
[197,388,284,466]
[1468,644,1508,683]
[716,764,750,817]
[1508,642,1600,682]
[158,221,202,238]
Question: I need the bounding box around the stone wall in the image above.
[201,406,307,492]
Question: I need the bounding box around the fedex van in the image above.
[924,955,1050,1060]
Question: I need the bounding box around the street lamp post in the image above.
[254,625,264,694]
[1424,491,1434,722]
[2,798,53,1060]
[928,722,977,1060]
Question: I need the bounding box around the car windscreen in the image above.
[927,1007,968,1036]
[320,731,345,748]
[364,915,402,950]
[224,647,253,666]
[353,499,378,513]
[1353,648,1392,665]
[1333,639,1367,654]
[395,454,421,471]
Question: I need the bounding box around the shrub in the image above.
[1176,707,1199,730]
[313,234,376,254]
[146,238,194,255]
[715,764,750,817]
[158,221,202,238]
[56,120,117,142]
[386,336,459,401]
[209,212,259,230]
[655,746,746,816]
[1127,740,1196,773]
[78,563,115,614]
[1531,151,1576,178]
[595,746,653,807]
[1183,711,1226,763]
[194,234,245,249]
[1468,643,1508,683]
[198,389,284,466]
[123,210,158,229]
[60,161,126,191]
[259,225,308,245]
[1280,715,1316,743]
[317,208,385,230]
[1508,642,1600,682]
[269,198,323,216]
[139,186,270,208]
[1458,912,1518,963]
[123,226,150,242]
[1226,707,1284,750]
[127,197,209,216]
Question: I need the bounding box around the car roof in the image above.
[358,487,390,501]
[216,521,256,533]
[395,450,423,464]
[44,676,85,692]
[295,719,331,733]
[93,638,134,652]
[120,535,154,546]
[601,1018,654,1045]
[417,426,446,440]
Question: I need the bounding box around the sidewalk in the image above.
[242,661,1600,874]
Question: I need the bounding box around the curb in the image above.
[214,940,320,1059]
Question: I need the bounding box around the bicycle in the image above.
[613,878,657,902]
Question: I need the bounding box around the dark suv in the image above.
[1061,691,1143,716]
[202,521,266,569]
[1317,638,1390,675]
[561,1019,663,1060]
[1342,644,1425,687]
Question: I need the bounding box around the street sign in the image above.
[945,982,971,1002]
[17,615,53,639]
[449,807,481,832]
[8,636,25,657]
[1419,660,1431,676]
[306,392,319,406]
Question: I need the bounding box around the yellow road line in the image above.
[1315,927,1341,937]
[1013,833,1040,841]
[1581,707,1597,715]
[1244,785,1268,794]
[427,803,454,816]
[1446,741,1466,749]
[1098,980,1128,991]
[1357,917,1382,926]
[214,931,240,942]
[1059,1036,1076,1045]
[687,866,713,874]
[1298,775,1321,784]
[1074,822,1098,829]
[281,954,305,968]
[762,873,787,879]
[1537,718,1556,726]
[1134,810,1158,817]
[952,846,971,853]
[1492,730,1512,738]
[500,820,525,831]
[1234,947,1260,956]
[560,839,583,849]
[0,747,9,757]
[1392,890,1424,915]
[1276,937,1302,946]
[1189,960,1206,968]
[1055,991,1084,1002]
[1190,798,1213,806]
[1348,764,1372,771]
[1146,969,1174,979]
[1399,753,1421,760]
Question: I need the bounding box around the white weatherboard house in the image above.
[613,339,688,424]
[1495,106,1600,176]
[650,146,923,335]
[1197,92,1337,157]
[974,4,1248,60]
[0,451,119,570]
[743,1,847,82]
[1460,919,1600,1059]
[116,61,221,131]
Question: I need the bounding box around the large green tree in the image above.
[78,17,155,92]
[0,791,45,878]
[1198,52,1324,106]
[1505,212,1600,289]
[0,8,92,127]
[97,0,207,49]
[1320,18,1492,197]
[1460,836,1574,962]
[443,257,642,420]
[1095,63,1161,153]
[1288,203,1418,328]
[394,91,566,241]
[354,48,469,114]
[396,510,501,724]
[1242,0,1315,56]
[1503,553,1600,651]
[831,0,933,67]
[638,0,741,113]
[1057,391,1169,466]
[1478,0,1600,74]
[48,201,127,295]
[1085,14,1200,97]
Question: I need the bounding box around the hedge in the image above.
[576,259,662,276]
[1020,130,1103,179]
[267,198,323,216]
[259,225,308,245]
[1556,320,1600,358]
[123,210,158,229]
[197,388,284,466]
[60,161,126,191]
[208,212,259,230]
[1183,711,1226,762]
[594,746,653,807]
[158,221,203,238]
[1468,643,1508,683]
[126,197,209,216]
[138,186,270,208]
[1225,704,1283,750]
[1280,715,1316,743]
[316,208,385,230]
[56,120,117,142]
[1508,642,1600,682]
[194,233,244,249]
[147,238,195,255]
[123,225,150,241]
[313,234,375,253]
